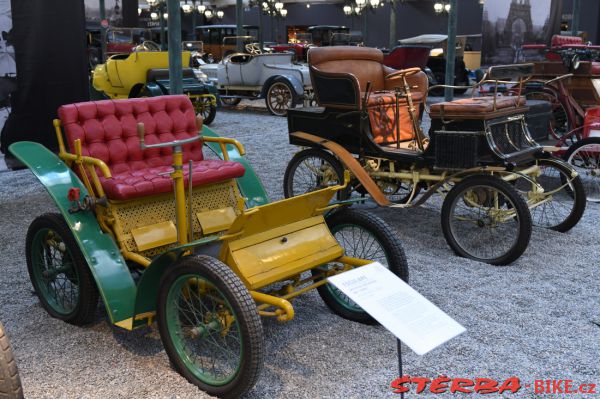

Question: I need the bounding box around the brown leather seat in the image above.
[308,46,428,144]
[429,96,526,117]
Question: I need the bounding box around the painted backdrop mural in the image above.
[481,0,562,65]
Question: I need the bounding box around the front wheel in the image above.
[515,159,586,232]
[284,148,350,200]
[157,255,264,399]
[441,175,532,265]
[564,137,600,202]
[0,322,23,399]
[312,209,409,324]
[194,96,217,125]
[25,213,99,325]
[265,80,297,116]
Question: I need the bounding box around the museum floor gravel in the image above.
[0,106,599,398]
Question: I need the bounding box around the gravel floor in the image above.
[0,104,599,398]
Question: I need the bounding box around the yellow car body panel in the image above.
[92,51,191,99]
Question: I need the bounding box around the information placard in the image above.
[328,262,466,355]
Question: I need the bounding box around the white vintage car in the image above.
[200,51,313,116]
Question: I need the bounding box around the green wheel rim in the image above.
[165,274,243,386]
[324,223,390,312]
[30,228,80,316]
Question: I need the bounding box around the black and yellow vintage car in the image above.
[284,46,586,266]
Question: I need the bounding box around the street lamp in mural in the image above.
[342,0,381,45]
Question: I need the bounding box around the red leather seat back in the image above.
[58,95,203,175]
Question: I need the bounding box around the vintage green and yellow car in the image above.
[9,95,408,398]
[92,45,219,124]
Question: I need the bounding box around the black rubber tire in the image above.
[157,255,264,399]
[528,159,586,232]
[312,209,409,324]
[221,97,242,106]
[563,137,600,203]
[283,148,350,200]
[265,79,297,116]
[441,175,532,265]
[0,322,23,399]
[195,97,217,125]
[25,213,99,325]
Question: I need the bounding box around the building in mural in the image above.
[482,0,562,65]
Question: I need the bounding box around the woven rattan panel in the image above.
[110,181,240,258]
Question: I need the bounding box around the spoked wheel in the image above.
[564,137,600,202]
[220,97,241,106]
[312,209,408,324]
[524,90,571,140]
[157,255,264,399]
[375,178,421,204]
[265,80,297,116]
[514,159,586,232]
[194,96,217,125]
[283,148,350,200]
[25,213,99,324]
[441,175,532,265]
[0,322,23,399]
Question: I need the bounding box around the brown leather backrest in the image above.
[308,46,386,91]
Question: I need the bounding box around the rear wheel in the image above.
[312,209,408,324]
[441,175,532,265]
[564,137,600,202]
[157,255,264,399]
[25,213,99,325]
[0,322,23,399]
[221,97,241,106]
[524,89,571,140]
[265,80,297,116]
[194,96,217,125]
[515,159,586,232]
[284,148,350,200]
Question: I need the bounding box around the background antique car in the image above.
[91,48,218,124]
[268,33,314,62]
[195,24,259,61]
[200,49,313,116]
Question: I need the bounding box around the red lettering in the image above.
[564,380,574,394]
[390,375,410,394]
[450,378,474,393]
[412,377,431,394]
[498,377,522,394]
[579,383,597,394]
[429,376,450,394]
[534,380,545,394]
[551,380,564,394]
[474,378,499,394]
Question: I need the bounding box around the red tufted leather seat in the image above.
[58,95,245,200]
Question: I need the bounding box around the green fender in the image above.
[201,125,270,207]
[8,142,137,325]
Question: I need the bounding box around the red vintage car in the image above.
[268,33,314,61]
